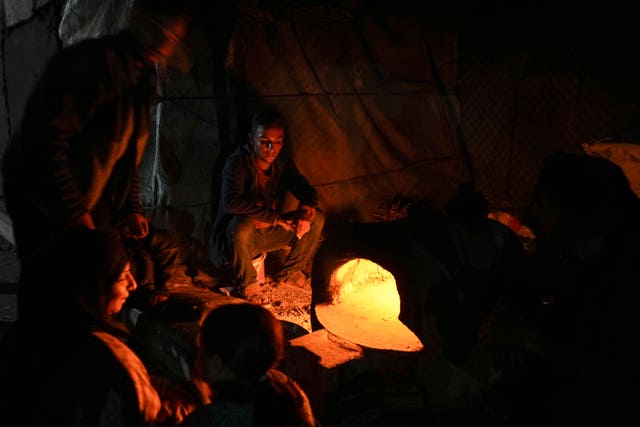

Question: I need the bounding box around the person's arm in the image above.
[280,159,318,236]
[123,172,145,215]
[121,173,149,238]
[35,42,120,226]
[281,158,318,209]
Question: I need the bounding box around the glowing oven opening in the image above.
[315,258,424,352]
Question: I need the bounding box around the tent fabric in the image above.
[1,0,52,29]
[0,2,59,163]
[58,0,132,46]
[6,0,640,249]
[221,2,463,221]
[131,1,464,246]
[0,1,479,247]
[583,141,640,199]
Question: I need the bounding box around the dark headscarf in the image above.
[56,227,129,304]
[21,227,130,332]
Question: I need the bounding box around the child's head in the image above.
[197,303,284,383]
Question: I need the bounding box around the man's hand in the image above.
[125,212,149,239]
[294,218,311,238]
[66,212,96,229]
[275,217,295,232]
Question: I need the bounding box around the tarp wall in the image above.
[222,2,464,221]
[2,0,640,250]
[1,0,52,28]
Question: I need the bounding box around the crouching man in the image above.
[210,110,324,303]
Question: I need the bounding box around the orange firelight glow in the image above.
[315,258,424,352]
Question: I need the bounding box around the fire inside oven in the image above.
[314,258,423,353]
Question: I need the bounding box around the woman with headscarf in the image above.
[0,227,160,426]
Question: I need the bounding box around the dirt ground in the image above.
[190,249,313,333]
[249,278,313,332]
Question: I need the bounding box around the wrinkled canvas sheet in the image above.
[583,141,640,198]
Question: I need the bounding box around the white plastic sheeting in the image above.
[1,0,218,248]
[58,0,132,46]
[1,0,131,37]
[1,0,52,29]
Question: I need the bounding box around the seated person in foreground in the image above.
[209,110,324,301]
[507,152,640,427]
[176,303,317,427]
[0,227,160,426]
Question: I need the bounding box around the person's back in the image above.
[507,152,640,426]
[14,327,159,426]
[180,369,315,427]
[179,303,317,427]
[432,182,526,364]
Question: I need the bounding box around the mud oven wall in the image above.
[280,218,473,422]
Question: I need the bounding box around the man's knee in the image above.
[211,217,254,268]
[311,209,325,231]
[307,210,325,240]
[227,216,256,247]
